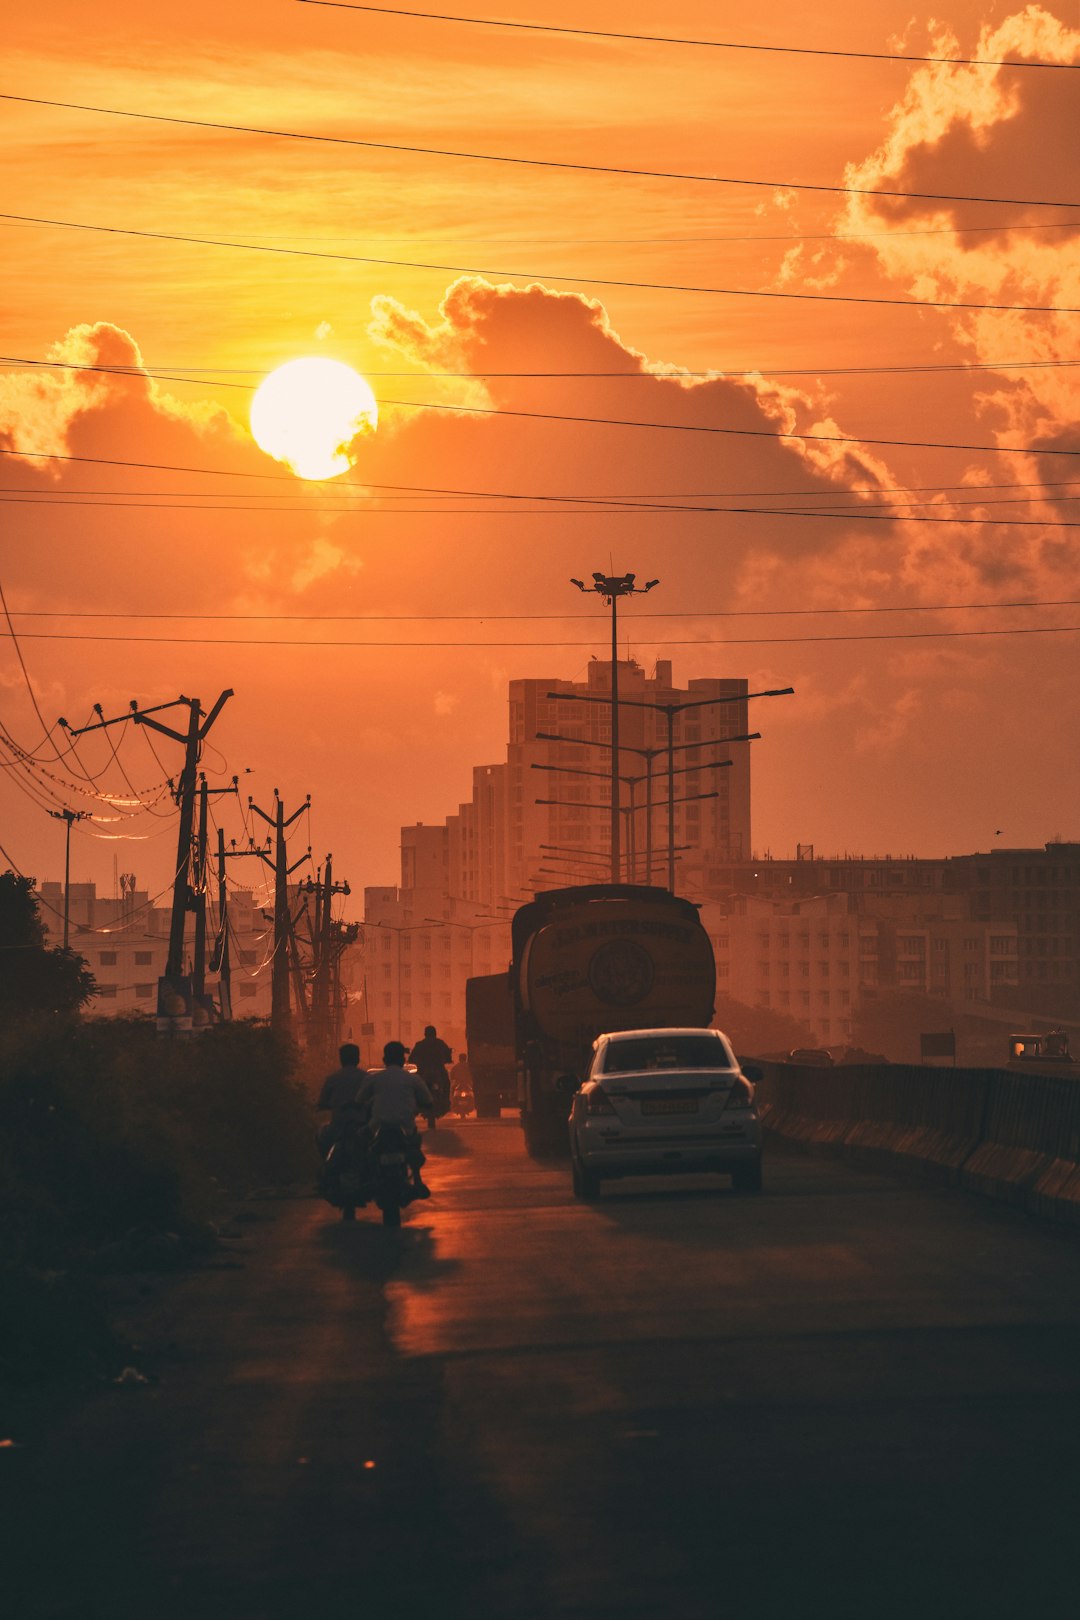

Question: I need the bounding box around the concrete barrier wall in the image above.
[755,1061,1080,1227]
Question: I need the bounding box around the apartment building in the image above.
[361,882,510,1062]
[39,880,274,1019]
[699,894,869,1047]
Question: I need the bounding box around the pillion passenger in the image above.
[357,1040,437,1198]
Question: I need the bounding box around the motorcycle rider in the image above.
[408,1023,453,1116]
[357,1040,437,1197]
[315,1041,367,1157]
[450,1051,474,1115]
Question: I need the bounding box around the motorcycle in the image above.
[450,1076,475,1117]
[319,1124,369,1222]
[370,1122,419,1228]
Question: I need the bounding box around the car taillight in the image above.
[585,1087,617,1117]
[723,1077,754,1111]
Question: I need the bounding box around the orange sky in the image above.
[1,1,1078,907]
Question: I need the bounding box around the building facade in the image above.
[40,880,274,1019]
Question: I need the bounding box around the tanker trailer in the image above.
[512,885,716,1157]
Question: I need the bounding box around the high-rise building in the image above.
[364,658,754,1047]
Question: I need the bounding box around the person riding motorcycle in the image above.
[315,1041,367,1157]
[357,1040,437,1197]
[408,1024,453,1116]
[450,1052,475,1116]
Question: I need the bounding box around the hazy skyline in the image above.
[2,2,1078,906]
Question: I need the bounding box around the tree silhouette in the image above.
[0,871,96,1017]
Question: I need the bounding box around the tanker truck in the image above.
[512,884,716,1157]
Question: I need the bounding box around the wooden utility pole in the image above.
[304,855,351,1060]
[192,773,238,1018]
[214,826,232,1020]
[249,792,310,1038]
[62,692,233,992]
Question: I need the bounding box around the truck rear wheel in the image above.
[522,1105,568,1160]
[473,1075,502,1119]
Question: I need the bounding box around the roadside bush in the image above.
[0,1016,313,1273]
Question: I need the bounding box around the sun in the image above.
[250,357,378,480]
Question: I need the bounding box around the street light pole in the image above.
[569,572,659,881]
[545,685,793,891]
[49,807,89,950]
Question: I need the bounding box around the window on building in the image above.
[759,962,770,978]
[96,985,118,998]
[239,984,257,999]
[135,984,153,999]
[100,951,117,966]
[818,962,829,977]
[838,933,849,949]
[716,962,729,978]
[135,951,153,965]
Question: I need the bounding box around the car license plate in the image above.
[379,1152,407,1165]
[640,1097,699,1115]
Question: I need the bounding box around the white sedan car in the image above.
[568,1027,763,1200]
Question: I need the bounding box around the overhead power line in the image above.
[3,475,1077,502]
[3,353,1079,392]
[295,2,1080,71]
[3,392,1079,477]
[2,492,1076,529]
[1,95,1077,209]
[3,210,1076,314]
[4,597,1080,623]
[5,627,1080,649]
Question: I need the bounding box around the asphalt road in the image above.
[7,1119,1080,1620]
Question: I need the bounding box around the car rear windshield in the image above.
[601,1035,734,1073]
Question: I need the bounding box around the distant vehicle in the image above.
[466,972,517,1118]
[510,885,716,1157]
[1007,1030,1073,1070]
[567,1027,763,1200]
[787,1048,834,1067]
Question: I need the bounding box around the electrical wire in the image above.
[3,625,1080,648]
[4,393,1079,474]
[4,490,1078,529]
[6,594,1080,623]
[293,2,1080,71]
[4,354,1080,387]
[2,210,1076,313]
[1,492,1075,527]
[3,472,1077,505]
[1,100,1076,209]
